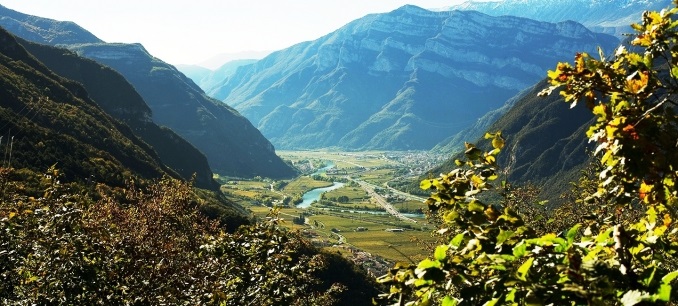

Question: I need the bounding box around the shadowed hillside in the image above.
[428,79,594,202]
[0,4,298,180]
[16,36,219,190]
[0,27,171,185]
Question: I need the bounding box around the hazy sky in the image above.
[0,0,479,67]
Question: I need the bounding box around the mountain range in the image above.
[0,1,657,198]
[449,0,673,37]
[0,4,296,179]
[207,5,618,150]
[0,27,171,186]
[11,36,221,190]
[428,0,667,199]
[177,59,257,95]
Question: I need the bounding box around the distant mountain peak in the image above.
[392,4,434,14]
[449,0,672,36]
[0,4,102,44]
[208,7,618,150]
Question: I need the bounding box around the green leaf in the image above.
[417,259,441,270]
[451,233,465,248]
[642,266,657,287]
[566,224,582,244]
[483,298,500,306]
[442,296,457,306]
[662,270,678,284]
[468,200,486,212]
[671,66,678,79]
[513,242,527,258]
[435,245,449,261]
[516,257,534,281]
[505,288,517,302]
[443,211,459,223]
[657,284,672,302]
[496,230,515,245]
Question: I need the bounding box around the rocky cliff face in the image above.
[211,5,619,150]
[0,5,297,179]
[449,0,672,37]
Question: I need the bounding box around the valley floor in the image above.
[217,150,446,269]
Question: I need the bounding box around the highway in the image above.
[355,180,418,224]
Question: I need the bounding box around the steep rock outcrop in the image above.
[448,0,672,37]
[213,6,618,150]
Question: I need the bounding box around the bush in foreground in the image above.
[0,167,376,305]
[376,3,678,306]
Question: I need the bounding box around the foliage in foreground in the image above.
[377,3,678,306]
[0,167,376,305]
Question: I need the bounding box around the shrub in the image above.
[376,4,678,305]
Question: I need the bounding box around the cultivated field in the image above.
[221,150,441,262]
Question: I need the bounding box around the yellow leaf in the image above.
[626,71,649,94]
[8,212,16,219]
[575,53,586,72]
[492,133,505,150]
[471,175,484,187]
[606,125,618,138]
[640,182,653,202]
[592,104,606,117]
[420,180,432,190]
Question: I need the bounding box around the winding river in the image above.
[297,182,345,209]
[296,160,424,218]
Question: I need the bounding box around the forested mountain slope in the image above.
[17,37,219,190]
[0,4,297,179]
[0,27,170,185]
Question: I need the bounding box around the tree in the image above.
[0,167,378,305]
[376,3,678,305]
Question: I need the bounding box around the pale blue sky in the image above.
[0,0,480,67]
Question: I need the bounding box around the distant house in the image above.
[385,228,404,232]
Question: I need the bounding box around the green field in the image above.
[283,176,333,196]
[225,150,438,263]
[357,168,396,185]
[278,150,392,170]
[306,213,434,262]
